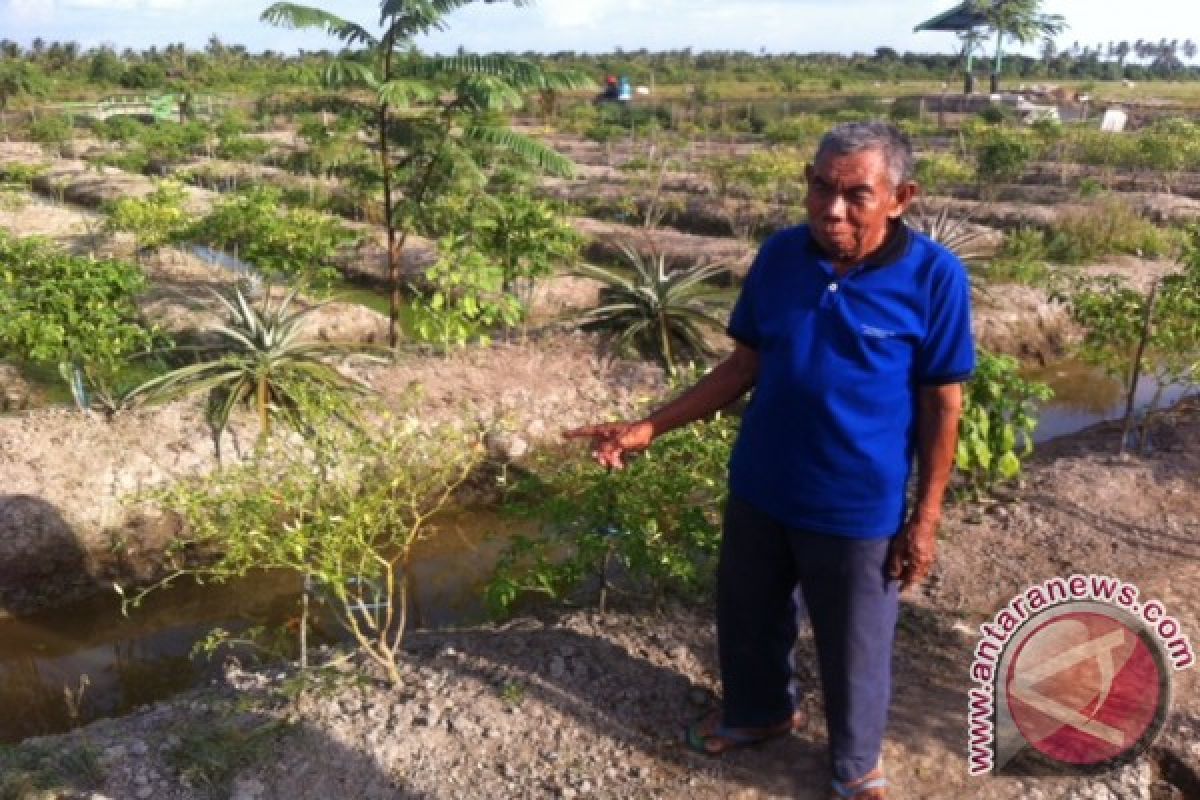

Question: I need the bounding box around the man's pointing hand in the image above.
[563,421,655,470]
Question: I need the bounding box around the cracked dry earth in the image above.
[6,400,1198,800]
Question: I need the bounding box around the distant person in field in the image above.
[566,121,974,800]
[600,74,620,102]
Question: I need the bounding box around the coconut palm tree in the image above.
[261,1,591,348]
[572,245,734,376]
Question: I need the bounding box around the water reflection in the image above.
[0,572,299,743]
[1025,359,1194,443]
[0,511,515,743]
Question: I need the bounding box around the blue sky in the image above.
[1,0,1194,57]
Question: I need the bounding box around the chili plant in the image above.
[120,410,482,686]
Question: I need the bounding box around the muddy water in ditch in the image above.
[0,512,513,743]
[0,365,1191,743]
[1026,360,1193,443]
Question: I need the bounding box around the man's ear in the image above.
[889,180,918,219]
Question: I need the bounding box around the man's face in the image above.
[804,148,915,266]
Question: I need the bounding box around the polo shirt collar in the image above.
[806,221,911,271]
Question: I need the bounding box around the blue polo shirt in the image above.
[727,223,975,539]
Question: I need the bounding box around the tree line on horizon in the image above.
[2,33,1200,106]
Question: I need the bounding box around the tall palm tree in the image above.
[971,0,1066,92]
[262,1,591,349]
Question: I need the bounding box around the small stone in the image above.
[129,739,148,757]
[103,745,126,760]
[549,656,566,680]
[135,787,153,800]
[232,777,266,800]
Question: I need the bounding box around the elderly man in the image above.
[567,121,973,799]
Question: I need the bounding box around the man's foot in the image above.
[683,709,807,757]
[830,765,887,799]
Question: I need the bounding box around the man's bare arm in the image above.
[564,343,759,469]
[888,382,964,590]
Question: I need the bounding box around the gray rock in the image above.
[231,777,266,800]
[549,656,566,680]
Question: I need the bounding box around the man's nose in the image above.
[824,193,848,219]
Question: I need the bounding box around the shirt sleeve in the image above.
[917,256,975,385]
[726,238,770,350]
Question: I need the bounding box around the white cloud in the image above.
[62,0,207,8]
[5,0,57,23]
[63,0,137,7]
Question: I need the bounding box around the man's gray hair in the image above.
[815,122,914,187]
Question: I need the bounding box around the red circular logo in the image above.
[1004,610,1165,766]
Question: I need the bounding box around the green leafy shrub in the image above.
[475,194,582,297]
[1065,251,1199,449]
[0,161,47,189]
[216,135,271,162]
[888,96,924,122]
[977,104,1016,125]
[487,389,736,614]
[763,114,828,145]
[189,187,358,287]
[1045,197,1171,264]
[985,226,1050,285]
[914,153,975,193]
[704,148,808,238]
[139,121,211,165]
[26,114,74,150]
[409,235,523,350]
[0,231,163,405]
[956,349,1053,496]
[119,62,166,89]
[973,127,1037,185]
[126,410,482,686]
[104,180,192,251]
[1078,177,1104,199]
[95,115,146,143]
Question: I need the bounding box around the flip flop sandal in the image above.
[831,765,888,799]
[683,710,804,757]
